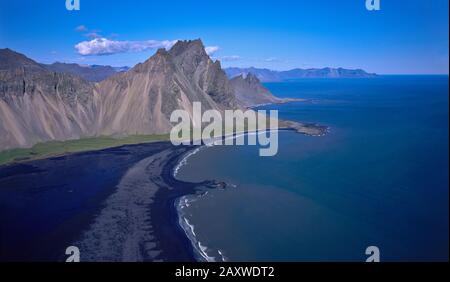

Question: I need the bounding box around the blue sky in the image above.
[0,0,448,74]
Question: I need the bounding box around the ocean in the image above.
[175,76,449,261]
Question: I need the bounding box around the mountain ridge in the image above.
[0,42,328,152]
[0,40,239,150]
[41,62,124,82]
[225,66,377,82]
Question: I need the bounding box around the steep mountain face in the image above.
[225,67,377,82]
[168,40,236,109]
[0,49,96,150]
[230,73,281,107]
[94,40,236,136]
[0,40,238,150]
[42,62,120,82]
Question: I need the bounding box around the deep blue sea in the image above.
[176,76,449,261]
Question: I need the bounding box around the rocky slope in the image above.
[1,40,331,152]
[230,73,282,107]
[0,40,238,150]
[0,48,97,150]
[94,40,236,136]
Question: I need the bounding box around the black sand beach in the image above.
[0,142,207,261]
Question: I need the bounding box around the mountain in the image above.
[42,62,123,82]
[94,39,236,136]
[224,67,377,82]
[0,40,238,150]
[230,73,282,107]
[0,48,44,72]
[0,48,96,150]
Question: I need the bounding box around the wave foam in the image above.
[176,200,219,262]
[173,147,203,177]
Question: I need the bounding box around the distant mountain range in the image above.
[0,41,259,150]
[224,67,377,82]
[37,64,376,84]
[0,41,347,151]
[41,62,129,82]
[35,62,375,84]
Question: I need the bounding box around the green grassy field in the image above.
[0,134,170,166]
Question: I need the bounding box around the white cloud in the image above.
[205,46,220,55]
[75,38,179,56]
[220,55,241,62]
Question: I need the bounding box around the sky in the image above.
[0,0,448,74]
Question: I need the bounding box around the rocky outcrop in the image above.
[229,73,281,107]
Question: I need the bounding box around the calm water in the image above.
[176,76,449,261]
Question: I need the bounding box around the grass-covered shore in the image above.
[0,134,170,166]
[0,116,328,166]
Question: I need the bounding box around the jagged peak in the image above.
[155,47,169,56]
[168,39,207,58]
[244,72,261,83]
[213,59,222,69]
[130,39,210,73]
[131,47,174,74]
[229,72,261,83]
[230,74,246,81]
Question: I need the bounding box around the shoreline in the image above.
[0,122,327,167]
[0,134,170,167]
[0,98,326,167]
[170,128,330,262]
[69,144,211,261]
[0,142,214,262]
[0,141,178,261]
[0,128,328,261]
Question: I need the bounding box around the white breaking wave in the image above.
[174,131,282,262]
[217,249,228,262]
[173,147,204,177]
[197,241,216,262]
[176,203,218,262]
[174,130,282,177]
